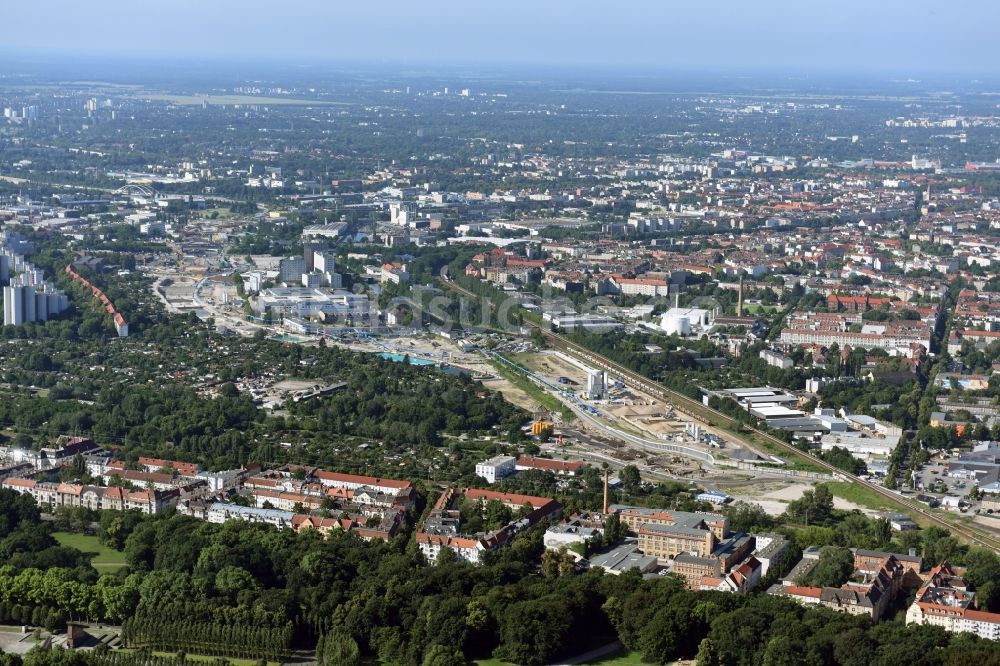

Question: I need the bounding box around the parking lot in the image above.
[915,462,972,496]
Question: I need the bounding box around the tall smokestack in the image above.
[603,469,610,515]
[737,275,744,317]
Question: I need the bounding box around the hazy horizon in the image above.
[1,0,997,77]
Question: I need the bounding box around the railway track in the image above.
[438,274,1000,551]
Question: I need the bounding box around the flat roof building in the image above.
[475,455,517,484]
[588,541,658,575]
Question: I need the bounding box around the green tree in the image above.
[318,630,361,666]
[619,465,641,490]
[421,645,465,666]
[809,546,854,587]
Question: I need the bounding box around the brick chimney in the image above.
[603,469,610,515]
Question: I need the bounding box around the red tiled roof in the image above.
[516,456,585,473]
[314,470,412,490]
[963,609,1000,624]
[464,487,558,510]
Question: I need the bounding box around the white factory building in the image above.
[542,312,622,333]
[255,288,370,320]
[660,307,714,336]
[587,369,608,400]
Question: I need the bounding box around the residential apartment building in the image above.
[699,556,763,594]
[611,277,671,297]
[780,311,931,357]
[475,456,517,483]
[752,533,790,576]
[772,550,914,621]
[759,349,794,369]
[1,478,178,514]
[416,487,561,564]
[278,256,306,284]
[244,468,415,512]
[205,502,294,528]
[313,469,415,499]
[251,488,325,512]
[291,508,403,542]
[906,562,1000,640]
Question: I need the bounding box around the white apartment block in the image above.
[475,456,516,484]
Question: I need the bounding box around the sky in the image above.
[0,0,995,75]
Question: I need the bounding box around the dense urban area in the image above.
[0,59,999,666]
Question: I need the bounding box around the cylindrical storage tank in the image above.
[662,314,690,336]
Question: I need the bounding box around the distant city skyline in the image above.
[1,0,997,75]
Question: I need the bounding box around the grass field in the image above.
[488,357,575,422]
[53,532,127,570]
[741,433,826,474]
[822,481,899,511]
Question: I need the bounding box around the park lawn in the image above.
[53,532,127,570]
[822,481,899,511]
[744,303,778,314]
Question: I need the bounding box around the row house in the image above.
[100,469,180,491]
[251,488,324,512]
[292,507,404,542]
[136,457,201,477]
[313,470,414,498]
[780,320,930,358]
[1,478,177,514]
[205,502,294,528]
